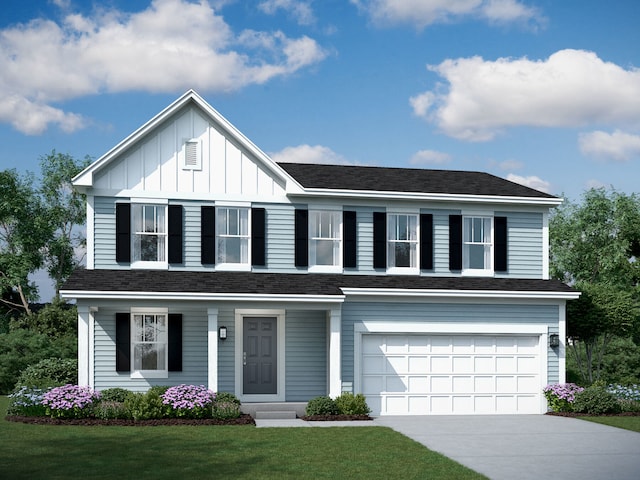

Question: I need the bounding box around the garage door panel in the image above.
[362,334,542,415]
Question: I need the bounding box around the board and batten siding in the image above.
[340,302,561,386]
[92,305,208,392]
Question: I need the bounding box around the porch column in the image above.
[77,305,90,387]
[558,302,567,384]
[207,307,219,392]
[328,307,342,398]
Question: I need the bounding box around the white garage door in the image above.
[361,334,542,415]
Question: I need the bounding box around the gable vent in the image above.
[183,139,201,170]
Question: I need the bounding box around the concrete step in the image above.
[241,402,307,418]
[255,410,297,420]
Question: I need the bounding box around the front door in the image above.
[243,317,277,395]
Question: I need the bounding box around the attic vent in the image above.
[183,139,201,170]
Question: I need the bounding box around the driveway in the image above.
[374,415,640,480]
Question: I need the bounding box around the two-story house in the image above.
[61,90,578,416]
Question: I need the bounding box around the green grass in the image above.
[0,397,486,479]
[580,416,640,433]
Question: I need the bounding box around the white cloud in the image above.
[258,0,315,25]
[578,130,640,162]
[351,0,542,29]
[0,0,327,135]
[497,159,524,171]
[411,49,640,141]
[270,144,351,164]
[409,149,451,166]
[506,173,551,193]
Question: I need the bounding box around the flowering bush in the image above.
[42,384,101,418]
[543,383,584,412]
[607,384,640,413]
[7,386,50,416]
[162,384,216,419]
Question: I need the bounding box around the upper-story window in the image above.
[387,213,418,271]
[132,204,166,265]
[217,207,250,266]
[309,210,341,270]
[463,216,492,273]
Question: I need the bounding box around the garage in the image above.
[361,333,542,415]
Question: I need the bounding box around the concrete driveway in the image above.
[374,415,640,480]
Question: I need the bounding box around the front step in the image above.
[254,410,297,420]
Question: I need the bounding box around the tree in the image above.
[0,170,53,314]
[38,151,92,296]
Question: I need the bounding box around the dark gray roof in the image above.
[62,269,575,296]
[277,162,557,199]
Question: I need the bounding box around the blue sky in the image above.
[1,0,639,201]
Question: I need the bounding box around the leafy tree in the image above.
[0,170,53,314]
[39,151,92,297]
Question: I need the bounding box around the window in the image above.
[309,211,341,269]
[217,207,249,265]
[388,214,418,270]
[463,216,492,272]
[132,204,166,264]
[132,312,167,373]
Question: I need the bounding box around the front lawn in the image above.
[0,397,486,479]
[580,416,640,433]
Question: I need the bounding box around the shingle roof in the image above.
[277,162,557,199]
[62,269,575,296]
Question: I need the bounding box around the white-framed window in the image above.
[309,210,341,271]
[132,204,166,266]
[463,216,493,274]
[131,309,167,377]
[388,213,418,271]
[217,207,250,267]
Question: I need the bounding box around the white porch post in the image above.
[208,307,219,392]
[558,302,567,384]
[328,307,342,398]
[76,305,90,387]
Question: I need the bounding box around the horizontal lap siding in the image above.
[341,302,559,385]
[94,197,119,269]
[286,310,327,401]
[262,204,296,272]
[216,307,236,393]
[498,211,543,279]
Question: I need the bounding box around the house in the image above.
[61,90,578,416]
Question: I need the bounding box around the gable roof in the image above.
[278,162,557,200]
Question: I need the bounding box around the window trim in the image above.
[215,206,251,271]
[308,209,343,273]
[462,215,494,277]
[130,307,169,379]
[130,203,168,269]
[386,212,419,274]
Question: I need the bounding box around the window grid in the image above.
[217,207,250,265]
[463,216,492,271]
[309,211,341,267]
[132,314,167,371]
[133,205,166,263]
[388,214,418,269]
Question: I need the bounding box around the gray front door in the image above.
[243,317,277,395]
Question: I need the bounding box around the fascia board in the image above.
[60,290,345,304]
[339,288,580,300]
[286,188,563,207]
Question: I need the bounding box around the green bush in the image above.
[213,401,241,420]
[124,389,168,421]
[100,387,132,403]
[94,401,131,420]
[305,396,339,416]
[335,393,371,415]
[573,385,622,415]
[215,391,241,405]
[15,357,77,389]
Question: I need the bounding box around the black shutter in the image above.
[115,313,130,372]
[294,209,308,267]
[168,314,182,372]
[168,205,183,264]
[420,213,434,270]
[373,211,387,269]
[343,211,357,268]
[201,206,215,264]
[494,216,508,272]
[449,214,462,271]
[115,203,131,263]
[251,208,266,266]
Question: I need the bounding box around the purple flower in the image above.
[41,384,101,418]
[161,384,216,418]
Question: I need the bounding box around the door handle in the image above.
[243,352,247,366]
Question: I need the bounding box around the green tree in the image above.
[39,151,91,296]
[0,170,53,314]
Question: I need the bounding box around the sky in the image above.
[0,0,639,300]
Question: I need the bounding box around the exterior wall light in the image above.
[549,334,560,348]
[219,326,227,340]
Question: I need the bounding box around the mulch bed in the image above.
[300,414,372,421]
[5,414,256,426]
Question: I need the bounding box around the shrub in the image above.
[7,386,49,416]
[334,392,371,415]
[15,357,77,389]
[572,385,621,415]
[543,383,584,412]
[215,391,241,405]
[305,396,339,416]
[94,401,131,420]
[100,387,132,403]
[212,401,241,420]
[124,390,168,421]
[608,384,640,413]
[42,384,101,419]
[162,384,215,419]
